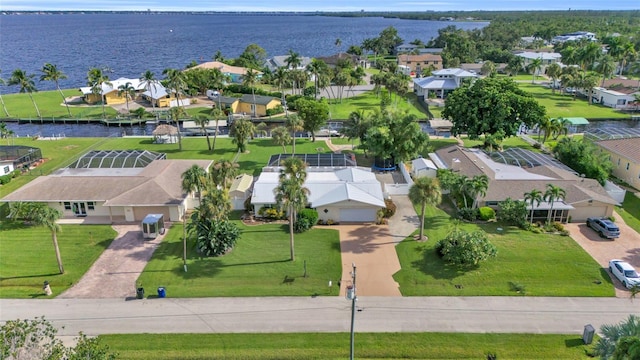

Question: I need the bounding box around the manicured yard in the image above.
[616,191,640,234]
[0,222,116,298]
[517,83,629,119]
[393,202,614,297]
[461,135,536,151]
[327,91,427,120]
[100,332,595,359]
[136,219,342,297]
[0,90,117,119]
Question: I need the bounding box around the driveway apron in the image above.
[565,211,640,298]
[57,225,164,299]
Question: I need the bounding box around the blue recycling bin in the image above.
[157,287,166,298]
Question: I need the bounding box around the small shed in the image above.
[141,214,165,239]
[428,119,453,136]
[152,124,178,144]
[411,157,438,178]
[559,117,589,134]
[229,174,254,210]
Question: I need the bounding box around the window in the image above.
[617,158,620,166]
[617,99,626,105]
[627,163,630,170]
[63,202,72,210]
[2,166,9,174]
[87,202,95,210]
[485,201,499,206]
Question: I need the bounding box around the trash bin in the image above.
[157,287,166,298]
[583,324,595,344]
[136,287,144,299]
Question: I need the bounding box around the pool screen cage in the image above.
[68,150,166,169]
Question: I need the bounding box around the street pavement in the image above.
[1,296,637,336]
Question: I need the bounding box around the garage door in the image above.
[570,206,608,222]
[339,208,377,223]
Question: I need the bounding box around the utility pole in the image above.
[347,262,357,360]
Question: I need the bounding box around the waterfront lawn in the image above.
[327,91,427,120]
[238,138,330,176]
[393,202,613,297]
[517,83,628,119]
[0,223,116,298]
[0,137,101,198]
[136,219,342,297]
[461,136,536,151]
[100,332,595,359]
[616,192,640,234]
[0,90,116,119]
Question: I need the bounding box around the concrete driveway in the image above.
[565,211,640,297]
[335,225,402,297]
[57,225,165,299]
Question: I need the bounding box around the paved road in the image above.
[1,297,636,336]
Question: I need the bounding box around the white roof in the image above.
[432,68,477,77]
[412,158,437,171]
[515,52,562,61]
[414,78,458,90]
[79,77,146,95]
[142,83,169,100]
[251,167,384,208]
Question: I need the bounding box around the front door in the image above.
[73,202,87,217]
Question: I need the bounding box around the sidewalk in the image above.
[1,296,635,336]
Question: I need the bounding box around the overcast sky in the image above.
[2,0,639,11]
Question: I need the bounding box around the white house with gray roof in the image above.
[252,167,385,223]
[413,68,477,99]
[264,55,313,72]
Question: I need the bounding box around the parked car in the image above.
[609,259,640,289]
[586,217,620,239]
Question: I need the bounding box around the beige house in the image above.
[596,137,640,190]
[229,174,253,210]
[1,158,213,223]
[433,146,618,223]
[397,54,443,76]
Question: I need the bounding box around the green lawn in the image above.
[100,332,595,359]
[0,90,117,119]
[327,92,427,120]
[0,222,116,298]
[393,202,614,297]
[517,83,629,119]
[616,192,640,234]
[136,219,342,297]
[461,136,536,151]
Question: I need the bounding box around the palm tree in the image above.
[576,42,601,70]
[275,157,309,261]
[8,69,41,119]
[576,70,599,105]
[210,106,224,152]
[551,117,569,140]
[306,59,329,100]
[527,57,543,84]
[544,184,566,224]
[87,67,111,119]
[0,70,10,117]
[342,110,371,152]
[481,61,496,77]
[545,63,562,94]
[40,63,71,117]
[117,82,136,113]
[230,118,255,153]
[181,164,207,205]
[271,126,292,153]
[593,315,640,360]
[194,115,212,151]
[469,174,489,209]
[210,159,239,189]
[506,55,525,77]
[168,106,187,151]
[408,177,442,241]
[242,69,259,118]
[32,205,64,274]
[285,115,304,154]
[596,54,617,86]
[199,185,232,221]
[162,68,187,108]
[139,70,159,114]
[523,189,543,224]
[272,66,290,109]
[285,50,302,94]
[335,38,342,53]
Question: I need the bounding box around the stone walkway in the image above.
[57,225,165,299]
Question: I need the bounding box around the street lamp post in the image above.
[346,263,357,360]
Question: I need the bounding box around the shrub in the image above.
[383,199,396,218]
[266,105,284,116]
[531,227,543,234]
[533,142,541,149]
[435,230,497,266]
[497,198,527,228]
[552,222,565,232]
[560,230,570,236]
[458,207,478,221]
[478,207,496,221]
[193,219,241,257]
[294,209,318,233]
[259,207,284,220]
[326,219,336,225]
[0,175,11,185]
